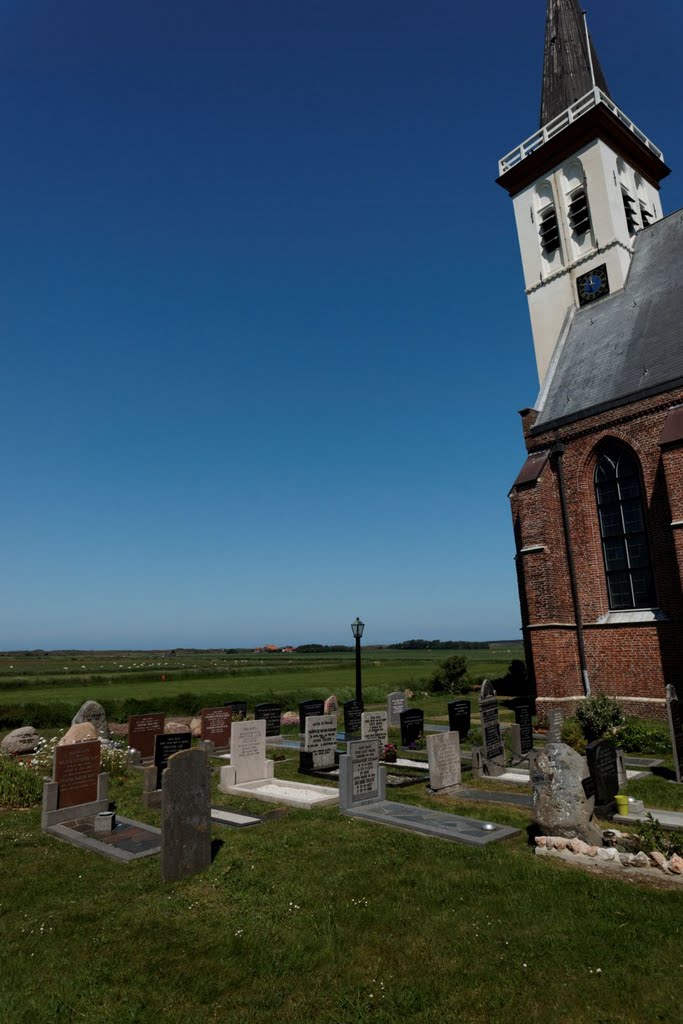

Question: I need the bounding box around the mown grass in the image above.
[1,753,681,1024]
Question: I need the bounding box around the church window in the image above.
[567,185,591,236]
[621,188,638,234]
[539,204,560,256]
[640,202,653,227]
[594,447,656,610]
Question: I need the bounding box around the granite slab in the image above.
[210,808,262,828]
[46,815,161,863]
[343,800,519,845]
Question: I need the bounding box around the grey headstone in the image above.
[304,714,337,770]
[339,739,385,810]
[160,747,211,883]
[387,691,406,726]
[666,684,683,784]
[427,731,461,791]
[231,720,267,783]
[72,700,110,740]
[361,711,388,751]
[533,742,602,845]
[547,708,564,743]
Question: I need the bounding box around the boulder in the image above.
[281,711,299,727]
[190,718,202,738]
[669,853,683,875]
[633,852,650,868]
[59,723,98,745]
[532,741,603,846]
[1,726,42,755]
[323,695,339,718]
[165,721,190,734]
[72,700,109,739]
[649,851,669,873]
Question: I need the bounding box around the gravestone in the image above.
[387,691,406,726]
[511,702,534,757]
[533,741,602,845]
[361,710,388,752]
[72,700,110,739]
[298,700,325,733]
[41,740,109,829]
[343,699,363,739]
[301,714,337,772]
[254,702,281,738]
[427,731,461,792]
[224,700,247,722]
[400,708,424,747]
[128,713,165,760]
[447,699,471,741]
[338,739,385,810]
[666,684,683,784]
[548,708,564,743]
[160,747,211,883]
[200,706,232,751]
[586,738,619,814]
[230,719,269,784]
[478,680,505,776]
[155,732,192,790]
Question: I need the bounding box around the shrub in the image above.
[560,717,587,755]
[0,755,44,808]
[494,659,530,698]
[614,718,671,755]
[575,694,625,742]
[635,814,683,858]
[428,655,469,695]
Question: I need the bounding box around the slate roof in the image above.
[540,0,611,127]
[533,209,683,432]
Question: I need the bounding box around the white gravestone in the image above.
[304,714,337,770]
[219,720,274,788]
[427,731,462,791]
[361,711,388,752]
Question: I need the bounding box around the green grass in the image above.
[1,756,682,1024]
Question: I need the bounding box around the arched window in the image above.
[594,447,656,609]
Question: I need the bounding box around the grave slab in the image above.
[345,801,519,846]
[210,808,262,828]
[46,815,161,863]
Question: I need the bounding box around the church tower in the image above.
[497,0,670,386]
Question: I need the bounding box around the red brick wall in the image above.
[510,387,683,719]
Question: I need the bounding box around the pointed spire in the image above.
[540,0,611,127]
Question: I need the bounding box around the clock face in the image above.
[577,264,609,307]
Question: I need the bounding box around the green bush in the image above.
[614,718,671,755]
[635,814,683,858]
[575,694,625,742]
[493,659,530,698]
[0,755,44,808]
[428,655,469,695]
[560,717,587,755]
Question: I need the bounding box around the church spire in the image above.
[540,0,611,127]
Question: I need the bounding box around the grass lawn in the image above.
[1,750,682,1024]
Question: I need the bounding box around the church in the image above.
[498,0,683,721]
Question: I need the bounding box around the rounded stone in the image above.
[1,726,42,755]
[59,722,98,745]
[72,700,109,739]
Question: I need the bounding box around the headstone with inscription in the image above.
[339,739,386,810]
[128,713,166,761]
[478,680,505,776]
[160,747,211,883]
[427,731,462,792]
[200,706,232,751]
[666,684,683,784]
[387,691,407,726]
[511,702,534,758]
[361,710,388,752]
[400,708,424,747]
[300,714,337,773]
[222,719,274,786]
[254,702,282,738]
[447,700,471,740]
[72,700,110,739]
[547,708,564,743]
[155,732,192,789]
[343,699,363,739]
[586,738,619,813]
[41,740,109,829]
[298,699,325,733]
[224,700,247,722]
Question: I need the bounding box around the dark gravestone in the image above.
[128,713,165,760]
[447,700,471,740]
[586,738,619,812]
[160,747,211,883]
[666,684,683,784]
[254,703,281,738]
[155,732,192,790]
[200,706,231,750]
[343,699,363,738]
[298,700,325,732]
[55,741,101,809]
[400,708,424,747]
[478,680,504,761]
[514,703,534,755]
[224,700,247,722]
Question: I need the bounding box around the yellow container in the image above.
[615,794,629,815]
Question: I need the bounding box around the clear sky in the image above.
[2,1,682,650]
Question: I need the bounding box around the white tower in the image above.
[497,0,670,386]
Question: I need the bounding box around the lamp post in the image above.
[351,617,365,706]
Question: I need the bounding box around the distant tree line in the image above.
[295,644,354,653]
[386,639,488,650]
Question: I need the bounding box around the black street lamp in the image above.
[351,617,365,705]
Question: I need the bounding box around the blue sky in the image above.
[2,1,682,649]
